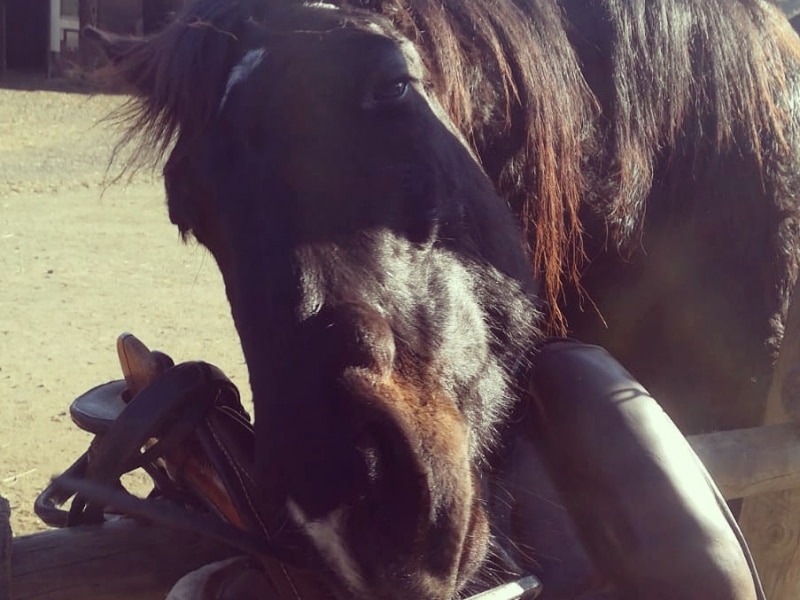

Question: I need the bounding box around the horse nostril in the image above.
[356,428,395,488]
[354,420,418,497]
[304,303,396,375]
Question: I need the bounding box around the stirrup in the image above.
[34,333,244,528]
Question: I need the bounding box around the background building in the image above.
[0,0,183,78]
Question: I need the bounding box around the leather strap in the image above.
[45,348,334,598]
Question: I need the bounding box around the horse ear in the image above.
[81,26,156,99]
[82,26,146,63]
[91,2,260,159]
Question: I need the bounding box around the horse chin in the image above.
[320,382,490,598]
[259,318,494,600]
[455,496,493,590]
[316,474,492,600]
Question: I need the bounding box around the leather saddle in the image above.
[35,334,763,600]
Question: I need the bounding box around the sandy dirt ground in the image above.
[0,79,249,536]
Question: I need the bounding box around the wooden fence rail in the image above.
[736,272,800,599]
[4,421,800,600]
[4,516,236,600]
[691,423,800,500]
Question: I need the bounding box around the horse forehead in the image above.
[249,6,422,75]
[219,22,422,113]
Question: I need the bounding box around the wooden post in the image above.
[0,0,7,79]
[77,0,98,67]
[738,278,800,599]
[10,520,237,600]
[688,423,800,499]
[1,495,10,600]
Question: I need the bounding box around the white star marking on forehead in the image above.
[219,48,267,112]
[306,2,341,9]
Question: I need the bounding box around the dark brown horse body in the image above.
[99,0,800,598]
[559,1,800,435]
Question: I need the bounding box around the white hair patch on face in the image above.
[307,1,340,9]
[219,48,267,111]
[286,498,366,594]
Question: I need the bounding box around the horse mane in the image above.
[104,0,254,170]
[351,0,596,334]
[106,0,800,334]
[563,0,800,246]
[364,0,800,332]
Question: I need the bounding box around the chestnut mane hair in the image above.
[108,0,800,333]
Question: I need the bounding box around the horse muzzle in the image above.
[255,302,489,599]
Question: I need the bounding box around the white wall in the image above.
[49,0,61,52]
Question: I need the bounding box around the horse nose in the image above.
[301,303,396,376]
[285,304,481,596]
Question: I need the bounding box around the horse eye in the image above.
[372,77,409,103]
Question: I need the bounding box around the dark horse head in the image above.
[94,0,800,595]
[100,1,542,597]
